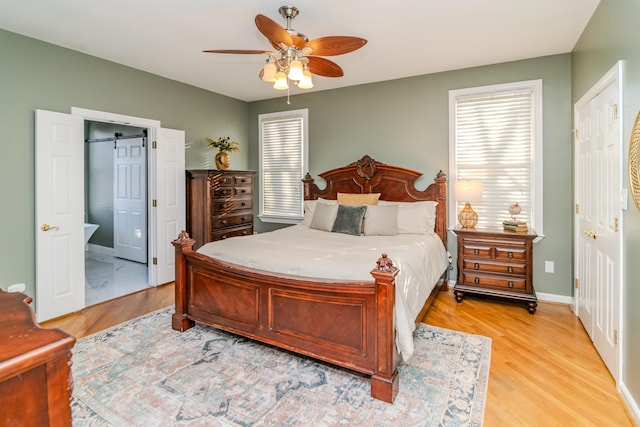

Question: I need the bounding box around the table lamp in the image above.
[455,180,483,228]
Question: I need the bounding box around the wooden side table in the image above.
[453,226,538,314]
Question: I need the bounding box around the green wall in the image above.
[249,54,574,299]
[0,29,249,297]
[572,0,640,411]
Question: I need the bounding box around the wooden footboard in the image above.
[172,231,400,403]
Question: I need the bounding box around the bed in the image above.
[172,155,448,403]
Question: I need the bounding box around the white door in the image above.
[114,138,147,263]
[575,64,622,381]
[152,128,185,285]
[35,110,85,321]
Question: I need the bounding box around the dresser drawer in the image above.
[462,259,526,275]
[213,185,253,198]
[461,272,527,291]
[213,198,252,213]
[213,212,253,229]
[213,174,254,187]
[211,225,253,241]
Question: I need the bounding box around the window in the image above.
[449,80,543,235]
[259,109,308,224]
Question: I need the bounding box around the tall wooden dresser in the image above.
[453,226,538,314]
[186,170,256,250]
[0,289,75,426]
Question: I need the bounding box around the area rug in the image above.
[71,308,491,426]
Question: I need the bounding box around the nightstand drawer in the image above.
[462,243,492,258]
[462,259,526,275]
[461,272,527,290]
[495,245,526,261]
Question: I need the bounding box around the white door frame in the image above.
[573,61,624,387]
[71,107,162,285]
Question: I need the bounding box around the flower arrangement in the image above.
[206,136,239,153]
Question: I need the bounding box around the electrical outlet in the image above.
[545,261,555,274]
[7,283,26,293]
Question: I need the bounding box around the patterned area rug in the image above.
[71,308,491,426]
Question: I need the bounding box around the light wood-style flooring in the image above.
[42,284,635,426]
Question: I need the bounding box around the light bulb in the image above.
[261,61,277,82]
[287,59,304,81]
[298,69,313,89]
[273,71,289,90]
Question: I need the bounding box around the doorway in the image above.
[574,61,623,384]
[84,121,150,306]
[35,107,185,322]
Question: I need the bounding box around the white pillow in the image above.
[364,204,399,236]
[378,200,438,234]
[309,202,339,231]
[301,198,337,226]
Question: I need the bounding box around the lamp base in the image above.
[458,202,478,229]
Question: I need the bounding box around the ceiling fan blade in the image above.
[255,14,293,47]
[307,56,344,77]
[305,36,367,56]
[203,49,269,54]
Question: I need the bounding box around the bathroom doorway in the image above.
[84,121,149,306]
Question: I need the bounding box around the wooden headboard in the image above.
[302,155,447,247]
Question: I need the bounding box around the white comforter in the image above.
[197,224,448,360]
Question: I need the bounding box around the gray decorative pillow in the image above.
[332,205,367,236]
[310,202,339,231]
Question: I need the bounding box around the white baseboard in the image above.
[87,244,114,256]
[620,381,640,425]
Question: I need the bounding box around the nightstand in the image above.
[453,226,538,314]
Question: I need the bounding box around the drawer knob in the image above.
[221,235,227,239]
[241,189,246,193]
[474,263,479,270]
[474,249,479,255]
[508,252,513,258]
[221,220,227,225]
[241,217,246,221]
[474,277,480,284]
[242,231,248,235]
[220,204,226,209]
[508,281,514,288]
[508,266,513,273]
[241,202,246,207]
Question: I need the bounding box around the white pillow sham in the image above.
[378,200,438,234]
[302,198,337,226]
[309,201,339,231]
[363,204,399,236]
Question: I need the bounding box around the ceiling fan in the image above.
[203,5,367,91]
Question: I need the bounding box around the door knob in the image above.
[583,229,597,239]
[40,223,60,231]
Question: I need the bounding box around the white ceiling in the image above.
[0,0,600,102]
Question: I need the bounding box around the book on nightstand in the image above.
[503,219,528,232]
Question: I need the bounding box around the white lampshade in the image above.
[454,180,483,202]
[287,59,304,81]
[297,69,313,89]
[261,61,277,82]
[273,71,289,90]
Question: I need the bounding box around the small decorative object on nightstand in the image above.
[454,225,538,314]
[503,202,528,232]
[454,180,483,228]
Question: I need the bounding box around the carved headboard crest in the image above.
[355,154,378,180]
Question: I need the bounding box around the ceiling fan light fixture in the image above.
[298,69,313,89]
[273,71,289,90]
[261,61,277,82]
[287,59,304,81]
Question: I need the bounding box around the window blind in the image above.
[453,87,537,229]
[259,110,307,223]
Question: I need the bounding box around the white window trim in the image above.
[448,80,544,239]
[258,108,309,224]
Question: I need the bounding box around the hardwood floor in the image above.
[424,289,635,427]
[41,283,634,426]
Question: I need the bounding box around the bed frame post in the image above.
[171,230,196,332]
[369,254,400,403]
